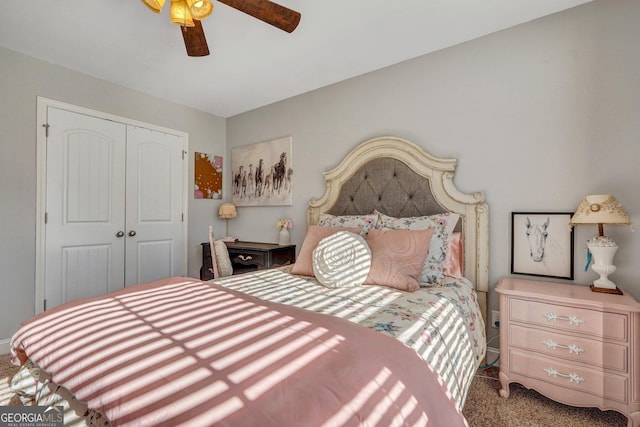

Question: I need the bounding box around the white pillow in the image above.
[214,240,233,277]
[312,231,371,288]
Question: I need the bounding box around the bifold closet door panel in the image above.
[45,107,127,309]
[125,126,185,286]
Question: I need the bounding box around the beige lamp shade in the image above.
[187,0,214,19]
[170,0,195,26]
[218,203,237,219]
[141,0,166,13]
[570,195,631,228]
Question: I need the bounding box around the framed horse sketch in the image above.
[511,212,574,280]
[231,136,293,206]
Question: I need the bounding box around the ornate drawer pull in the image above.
[542,339,584,355]
[544,312,584,326]
[238,255,253,261]
[544,367,584,384]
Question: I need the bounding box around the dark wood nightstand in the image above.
[201,241,296,280]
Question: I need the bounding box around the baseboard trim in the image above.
[0,338,10,356]
[486,346,500,367]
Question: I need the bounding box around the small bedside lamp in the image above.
[218,203,237,240]
[569,195,631,294]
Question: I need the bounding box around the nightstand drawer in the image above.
[510,298,628,341]
[229,249,267,268]
[509,324,627,372]
[225,241,296,275]
[509,349,628,403]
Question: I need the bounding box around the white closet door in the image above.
[44,108,186,310]
[45,108,127,309]
[125,126,185,285]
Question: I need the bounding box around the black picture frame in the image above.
[511,212,574,280]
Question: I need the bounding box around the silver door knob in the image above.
[116,231,125,238]
[128,230,136,237]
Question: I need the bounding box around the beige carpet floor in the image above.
[464,367,626,426]
[0,355,628,426]
[0,354,21,406]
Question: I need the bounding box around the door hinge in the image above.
[44,299,47,311]
[44,212,48,224]
[182,213,184,222]
[42,123,50,137]
[182,150,186,160]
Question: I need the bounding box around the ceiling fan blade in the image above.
[218,0,301,33]
[181,20,210,57]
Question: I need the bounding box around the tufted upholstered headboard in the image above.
[307,136,489,322]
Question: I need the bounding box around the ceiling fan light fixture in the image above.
[141,0,166,13]
[170,0,195,27]
[141,0,301,58]
[187,0,214,20]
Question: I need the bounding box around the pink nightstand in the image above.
[497,277,640,427]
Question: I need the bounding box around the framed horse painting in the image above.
[511,212,574,280]
[231,136,293,206]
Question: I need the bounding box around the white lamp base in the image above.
[587,238,622,295]
[591,263,616,289]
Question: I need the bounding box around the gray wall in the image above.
[0,47,226,349]
[226,0,640,344]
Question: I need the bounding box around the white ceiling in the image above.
[0,0,592,118]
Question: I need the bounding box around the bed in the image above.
[10,136,489,426]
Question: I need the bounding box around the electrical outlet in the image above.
[491,310,500,328]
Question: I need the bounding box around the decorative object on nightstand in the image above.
[218,202,238,242]
[277,218,292,245]
[497,277,640,427]
[569,194,631,294]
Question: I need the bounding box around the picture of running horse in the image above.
[231,137,293,206]
[254,159,265,197]
[272,152,287,195]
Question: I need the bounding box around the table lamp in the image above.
[569,195,631,294]
[218,203,237,241]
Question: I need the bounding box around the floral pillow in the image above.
[317,212,379,235]
[375,210,460,286]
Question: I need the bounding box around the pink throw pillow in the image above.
[291,225,362,276]
[444,232,463,279]
[364,228,434,292]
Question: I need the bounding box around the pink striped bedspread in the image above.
[217,267,486,408]
[12,276,468,427]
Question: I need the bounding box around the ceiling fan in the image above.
[141,0,301,57]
